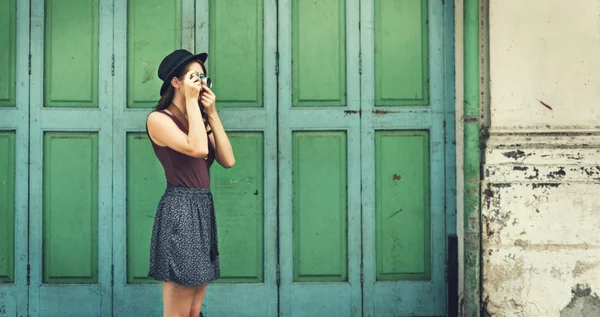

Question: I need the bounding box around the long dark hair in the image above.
[155,60,207,111]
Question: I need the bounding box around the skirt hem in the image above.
[147,272,220,286]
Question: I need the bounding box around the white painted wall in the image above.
[489,0,600,132]
[482,1,600,316]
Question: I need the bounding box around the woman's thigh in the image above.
[162,281,196,317]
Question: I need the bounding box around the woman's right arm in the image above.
[146,73,209,158]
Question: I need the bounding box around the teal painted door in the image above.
[111,0,278,316]
[277,0,363,316]
[111,0,196,315]
[0,0,454,316]
[0,0,28,315]
[28,0,114,315]
[278,0,452,316]
[360,0,451,316]
[200,0,279,316]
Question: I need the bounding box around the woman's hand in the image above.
[200,85,217,115]
[184,71,202,100]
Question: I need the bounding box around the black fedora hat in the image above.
[158,49,208,96]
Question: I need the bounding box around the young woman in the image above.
[146,49,235,317]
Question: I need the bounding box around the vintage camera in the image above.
[190,72,212,89]
[189,72,212,124]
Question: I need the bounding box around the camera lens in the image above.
[189,72,212,88]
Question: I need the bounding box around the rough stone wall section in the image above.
[481,133,600,317]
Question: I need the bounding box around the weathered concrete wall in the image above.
[482,134,600,316]
[483,1,600,316]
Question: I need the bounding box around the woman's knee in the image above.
[189,284,209,317]
[189,308,201,317]
[162,282,195,317]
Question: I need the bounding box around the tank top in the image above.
[147,110,215,188]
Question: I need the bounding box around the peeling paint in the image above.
[547,167,566,179]
[502,149,527,160]
[566,153,584,160]
[560,284,600,317]
[526,167,540,180]
[482,183,514,239]
[531,183,561,189]
[373,110,393,115]
[484,1,600,315]
[482,133,600,316]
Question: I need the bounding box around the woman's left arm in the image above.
[201,85,236,168]
[207,113,235,168]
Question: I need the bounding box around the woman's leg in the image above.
[162,281,196,317]
[189,284,209,317]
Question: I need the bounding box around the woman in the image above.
[146,49,235,317]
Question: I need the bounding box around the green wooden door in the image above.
[200,0,279,315]
[278,0,452,316]
[111,0,278,316]
[0,0,454,316]
[360,0,450,316]
[278,0,363,316]
[111,0,195,315]
[0,0,28,315]
[28,0,114,315]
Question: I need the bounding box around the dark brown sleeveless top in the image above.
[147,110,215,188]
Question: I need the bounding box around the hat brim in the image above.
[160,52,208,96]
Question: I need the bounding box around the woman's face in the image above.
[185,61,205,77]
[173,61,205,90]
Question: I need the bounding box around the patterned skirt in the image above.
[148,186,220,285]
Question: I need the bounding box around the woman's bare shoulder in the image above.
[147,110,171,125]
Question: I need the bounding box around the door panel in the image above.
[0,0,28,315]
[375,0,429,105]
[112,0,192,315]
[292,0,346,108]
[278,0,362,315]
[126,0,185,109]
[292,131,348,284]
[201,0,279,315]
[0,133,16,285]
[0,132,18,315]
[208,0,264,108]
[375,131,431,282]
[0,0,16,109]
[124,133,165,284]
[29,0,114,315]
[43,0,99,108]
[43,132,99,285]
[211,132,265,284]
[361,0,447,316]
